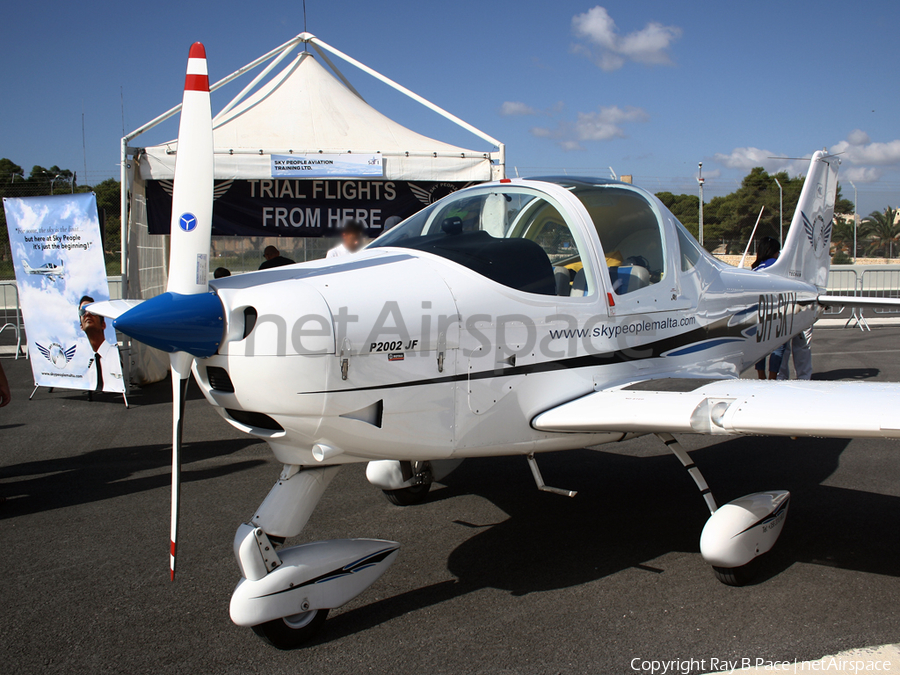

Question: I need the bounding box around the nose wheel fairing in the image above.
[230,464,399,642]
[230,537,400,628]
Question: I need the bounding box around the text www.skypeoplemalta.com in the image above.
[548,315,696,341]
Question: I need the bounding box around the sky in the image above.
[2,0,899,214]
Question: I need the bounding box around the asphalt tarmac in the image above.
[1,327,899,675]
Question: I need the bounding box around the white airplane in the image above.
[90,43,900,649]
[22,260,65,281]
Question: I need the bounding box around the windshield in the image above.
[369,188,592,297]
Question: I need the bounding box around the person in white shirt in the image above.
[327,219,367,258]
[79,296,125,393]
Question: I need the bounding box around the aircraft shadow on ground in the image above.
[325,436,900,642]
[0,437,264,519]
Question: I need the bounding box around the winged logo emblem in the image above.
[802,211,832,254]
[36,342,77,369]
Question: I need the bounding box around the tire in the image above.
[251,609,329,649]
[712,557,761,587]
[382,482,431,506]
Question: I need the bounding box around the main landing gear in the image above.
[367,459,464,506]
[657,433,790,586]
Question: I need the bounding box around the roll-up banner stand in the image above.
[3,193,127,405]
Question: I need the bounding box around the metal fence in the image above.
[822,265,900,325]
[822,269,858,316]
[860,269,900,314]
[0,280,25,357]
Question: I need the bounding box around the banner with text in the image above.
[3,193,125,393]
[271,153,383,177]
[145,179,471,237]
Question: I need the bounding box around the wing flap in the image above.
[533,380,900,439]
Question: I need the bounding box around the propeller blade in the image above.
[169,354,191,580]
[167,41,214,296]
[162,42,215,580]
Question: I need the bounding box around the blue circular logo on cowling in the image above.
[179,213,197,232]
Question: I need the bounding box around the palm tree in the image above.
[863,207,900,258]
[830,217,855,256]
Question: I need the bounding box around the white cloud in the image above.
[499,101,537,117]
[572,6,682,72]
[499,100,564,117]
[846,129,870,146]
[712,147,806,175]
[841,166,882,183]
[530,105,649,150]
[830,131,900,166]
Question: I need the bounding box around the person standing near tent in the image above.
[752,237,786,380]
[258,246,295,270]
[327,220,367,258]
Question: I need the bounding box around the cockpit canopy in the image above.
[369,179,672,298]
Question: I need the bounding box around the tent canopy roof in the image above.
[140,51,496,182]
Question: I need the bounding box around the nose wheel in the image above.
[251,608,329,649]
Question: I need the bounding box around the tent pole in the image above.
[124,34,306,144]
[310,44,364,100]
[120,137,129,298]
[308,35,502,149]
[214,42,302,123]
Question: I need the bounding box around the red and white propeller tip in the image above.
[184,42,209,93]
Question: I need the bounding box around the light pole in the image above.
[773,176,783,248]
[850,180,858,262]
[697,162,704,246]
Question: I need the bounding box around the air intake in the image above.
[206,366,234,393]
[225,409,284,432]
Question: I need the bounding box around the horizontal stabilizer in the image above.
[86,299,144,320]
[818,295,900,309]
[533,379,900,439]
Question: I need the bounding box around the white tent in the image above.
[118,32,504,384]
[140,51,498,183]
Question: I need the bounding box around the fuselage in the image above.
[193,178,819,466]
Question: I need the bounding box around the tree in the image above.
[862,207,900,257]
[0,157,121,270]
[834,183,855,217]
[660,168,804,252]
[830,217,856,256]
[92,178,122,253]
[656,192,700,237]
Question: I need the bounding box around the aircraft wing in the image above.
[818,294,900,309]
[532,379,900,439]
